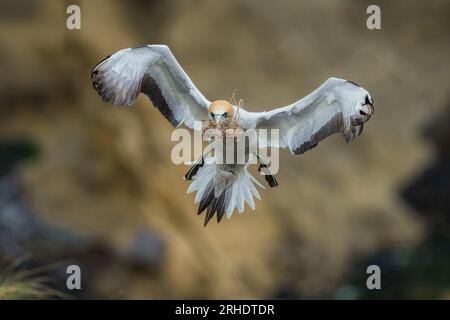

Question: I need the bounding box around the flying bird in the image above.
[91,45,374,226]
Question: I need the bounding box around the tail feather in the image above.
[188,165,215,203]
[216,189,228,223]
[246,170,265,191]
[226,183,237,219]
[197,180,214,215]
[246,175,261,200]
[187,163,263,225]
[205,192,219,225]
[204,202,216,226]
[204,190,227,226]
[241,177,255,210]
[236,179,244,214]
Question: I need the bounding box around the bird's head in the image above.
[208,100,234,124]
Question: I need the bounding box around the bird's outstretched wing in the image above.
[239,78,374,154]
[91,45,210,128]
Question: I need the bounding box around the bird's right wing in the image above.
[91,45,210,128]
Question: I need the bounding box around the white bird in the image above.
[91,45,374,226]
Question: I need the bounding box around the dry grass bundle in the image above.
[202,119,244,143]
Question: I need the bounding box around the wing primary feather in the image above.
[140,74,177,126]
[91,45,210,129]
[292,112,343,155]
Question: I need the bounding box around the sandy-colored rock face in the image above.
[0,0,449,298]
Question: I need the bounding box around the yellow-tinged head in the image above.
[208,100,234,123]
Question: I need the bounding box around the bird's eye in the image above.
[210,112,215,118]
[223,112,228,118]
[365,95,371,105]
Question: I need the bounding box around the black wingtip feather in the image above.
[91,54,111,79]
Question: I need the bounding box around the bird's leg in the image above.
[256,152,279,188]
[184,156,204,181]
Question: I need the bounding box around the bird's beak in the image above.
[211,113,228,124]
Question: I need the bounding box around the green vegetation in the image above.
[0,260,66,300]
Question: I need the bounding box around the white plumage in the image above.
[91,45,374,225]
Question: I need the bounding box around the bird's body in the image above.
[91,44,374,225]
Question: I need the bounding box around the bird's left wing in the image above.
[238,78,374,154]
[91,45,210,128]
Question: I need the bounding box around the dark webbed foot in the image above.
[258,163,279,188]
[256,153,279,188]
[184,156,205,181]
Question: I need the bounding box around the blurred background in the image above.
[0,0,449,299]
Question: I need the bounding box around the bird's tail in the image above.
[186,162,264,226]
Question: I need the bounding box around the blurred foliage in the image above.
[0,259,66,300]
